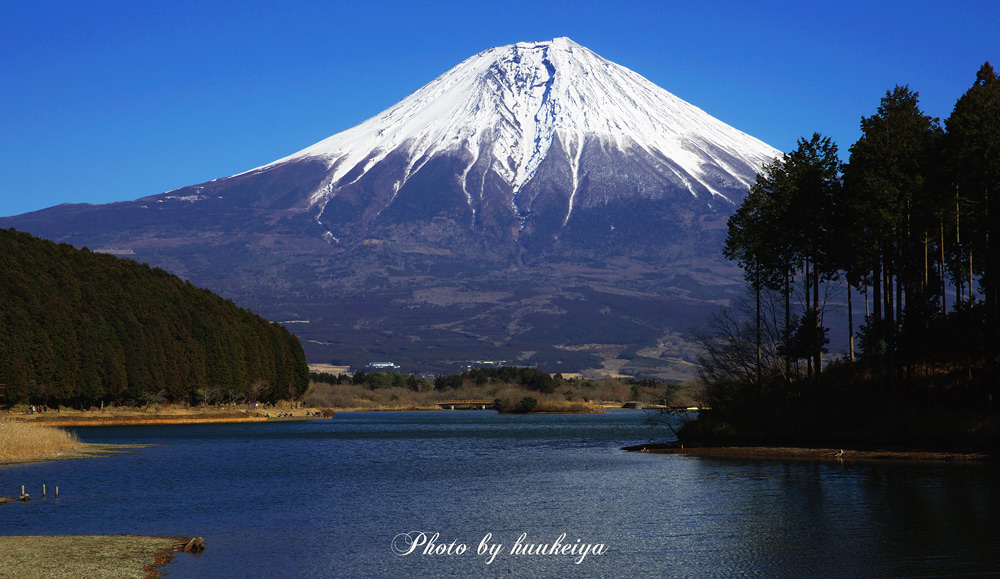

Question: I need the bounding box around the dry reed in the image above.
[0,418,82,463]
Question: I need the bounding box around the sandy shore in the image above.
[624,442,994,463]
[0,535,189,579]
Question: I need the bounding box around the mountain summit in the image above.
[225,37,777,245]
[2,38,779,375]
[261,37,775,230]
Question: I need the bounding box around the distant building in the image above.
[462,360,508,368]
[368,362,400,370]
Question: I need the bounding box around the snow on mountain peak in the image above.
[257,37,779,215]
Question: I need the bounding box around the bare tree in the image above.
[140,390,166,412]
[695,289,791,411]
[246,380,269,406]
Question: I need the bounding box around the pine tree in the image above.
[944,62,1000,391]
[842,86,941,396]
[726,134,841,384]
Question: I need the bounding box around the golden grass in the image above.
[530,399,603,413]
[0,419,82,463]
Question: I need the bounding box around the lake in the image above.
[2,410,998,578]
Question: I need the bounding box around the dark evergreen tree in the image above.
[842,85,944,397]
[943,62,1000,392]
[726,133,841,383]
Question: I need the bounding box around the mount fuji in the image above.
[2,38,779,376]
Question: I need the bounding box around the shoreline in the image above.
[9,410,333,428]
[623,442,995,463]
[16,416,268,427]
[0,443,146,467]
[7,400,635,425]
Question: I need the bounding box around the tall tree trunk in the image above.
[986,187,997,398]
[755,278,761,393]
[966,247,973,304]
[896,249,904,386]
[886,263,897,406]
[889,265,897,336]
[805,259,812,381]
[814,260,822,376]
[940,218,947,314]
[987,188,995,316]
[956,193,963,306]
[873,259,882,324]
[848,281,855,363]
[785,271,792,380]
[923,230,929,294]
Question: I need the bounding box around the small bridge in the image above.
[435,399,495,409]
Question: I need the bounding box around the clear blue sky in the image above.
[2,0,996,217]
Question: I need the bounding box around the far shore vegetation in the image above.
[303,367,697,413]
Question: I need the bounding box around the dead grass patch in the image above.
[0,419,82,463]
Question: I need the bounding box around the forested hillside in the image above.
[0,228,308,406]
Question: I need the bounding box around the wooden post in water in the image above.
[55,486,59,499]
[42,484,46,498]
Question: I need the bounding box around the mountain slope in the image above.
[0,38,778,376]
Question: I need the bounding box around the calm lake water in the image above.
[1,410,998,578]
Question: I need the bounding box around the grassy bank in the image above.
[0,419,82,464]
[0,535,186,579]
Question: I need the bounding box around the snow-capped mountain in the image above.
[263,37,773,215]
[224,36,776,243]
[1,38,780,374]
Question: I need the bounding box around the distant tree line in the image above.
[0,228,309,407]
[435,367,559,393]
[311,370,430,391]
[310,366,560,394]
[700,63,998,441]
